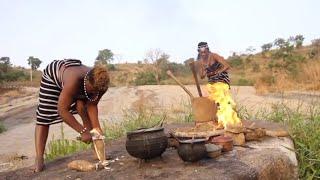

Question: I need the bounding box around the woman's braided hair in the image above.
[87,65,110,92]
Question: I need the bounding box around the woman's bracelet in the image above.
[80,127,87,135]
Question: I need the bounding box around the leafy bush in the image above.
[107,64,116,71]
[236,78,253,86]
[229,56,243,67]
[0,70,28,82]
[134,72,157,85]
[168,62,190,76]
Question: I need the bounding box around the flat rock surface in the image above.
[1,122,298,180]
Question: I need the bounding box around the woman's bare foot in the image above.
[33,157,45,172]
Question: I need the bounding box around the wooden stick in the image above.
[189,61,202,97]
[166,70,194,99]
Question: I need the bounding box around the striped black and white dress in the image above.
[205,61,230,85]
[36,59,82,125]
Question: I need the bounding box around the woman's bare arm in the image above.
[86,91,106,134]
[57,78,84,133]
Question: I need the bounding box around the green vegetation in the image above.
[0,56,42,86]
[45,137,91,161]
[45,124,91,161]
[0,121,6,134]
[27,56,42,71]
[107,64,116,71]
[0,57,28,83]
[266,104,320,179]
[103,108,167,140]
[45,105,188,160]
[95,49,114,66]
[0,69,28,82]
[235,78,253,86]
[134,72,157,85]
[229,35,320,93]
[237,102,320,179]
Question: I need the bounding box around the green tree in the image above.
[0,57,11,73]
[27,56,42,70]
[95,49,114,65]
[145,49,170,84]
[294,34,304,48]
[274,38,286,49]
[261,43,273,53]
[27,56,42,82]
[246,46,256,55]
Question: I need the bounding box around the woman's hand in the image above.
[81,131,92,143]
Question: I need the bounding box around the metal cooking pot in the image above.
[171,133,207,162]
[177,138,207,162]
[126,127,168,160]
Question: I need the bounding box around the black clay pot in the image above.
[126,127,168,160]
[177,139,207,162]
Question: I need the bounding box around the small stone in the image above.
[119,162,124,165]
[104,167,113,171]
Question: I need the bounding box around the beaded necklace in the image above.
[83,71,99,102]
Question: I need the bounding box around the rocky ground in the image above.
[0,85,315,175]
[0,122,298,180]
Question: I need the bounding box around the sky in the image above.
[1,0,320,69]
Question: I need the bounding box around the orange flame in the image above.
[206,82,242,130]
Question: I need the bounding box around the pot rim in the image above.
[212,135,233,143]
[127,127,164,136]
[179,138,207,144]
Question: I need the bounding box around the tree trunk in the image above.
[30,68,33,82]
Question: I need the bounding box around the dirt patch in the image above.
[131,89,158,111]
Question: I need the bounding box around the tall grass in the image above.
[0,121,6,134]
[170,99,194,123]
[45,106,176,160]
[103,107,168,140]
[45,124,91,161]
[237,102,320,179]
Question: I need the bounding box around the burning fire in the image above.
[206,82,243,130]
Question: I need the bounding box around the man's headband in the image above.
[198,44,208,52]
[198,44,208,49]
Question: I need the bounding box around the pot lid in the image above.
[212,135,233,143]
[179,138,207,144]
[127,127,164,136]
